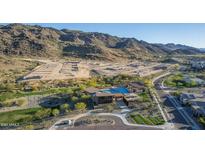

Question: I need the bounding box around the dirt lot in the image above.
[21,59,170,81]
[88,61,165,77]
[22,60,90,81]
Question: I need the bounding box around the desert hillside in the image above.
[0,24,203,61]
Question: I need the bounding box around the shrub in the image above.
[80,94,91,101]
[60,104,70,113]
[198,117,205,127]
[34,108,51,120]
[75,102,86,111]
[16,98,27,106]
[51,108,60,116]
[71,96,78,103]
[24,124,34,130]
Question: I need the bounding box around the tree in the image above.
[24,124,34,130]
[87,79,97,87]
[198,117,205,127]
[79,84,86,90]
[177,82,184,87]
[34,108,51,120]
[80,94,91,101]
[5,83,15,92]
[171,91,181,97]
[144,79,152,87]
[189,80,197,87]
[16,98,27,106]
[75,102,86,111]
[67,89,74,95]
[52,108,60,116]
[60,104,70,113]
[31,84,39,91]
[71,96,78,103]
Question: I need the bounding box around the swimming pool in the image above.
[101,87,129,94]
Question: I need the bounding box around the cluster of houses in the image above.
[183,75,205,86]
[179,93,205,117]
[84,82,145,107]
[190,60,205,70]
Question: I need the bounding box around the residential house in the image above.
[191,105,205,117]
[189,97,205,117]
[190,60,205,70]
[180,93,205,117]
[179,93,196,105]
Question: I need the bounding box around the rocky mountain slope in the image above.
[0,24,203,61]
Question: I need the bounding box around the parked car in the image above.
[55,120,73,127]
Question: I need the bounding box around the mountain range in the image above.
[0,23,203,61]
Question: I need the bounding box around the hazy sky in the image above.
[29,23,205,48]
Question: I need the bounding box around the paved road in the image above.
[166,95,200,130]
[151,72,176,129]
[153,72,201,130]
[49,109,167,130]
[66,115,162,130]
[50,72,176,130]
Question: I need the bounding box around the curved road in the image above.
[49,109,172,130]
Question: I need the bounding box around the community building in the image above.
[93,92,114,104]
[84,85,142,107]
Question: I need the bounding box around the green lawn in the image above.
[131,114,145,124]
[0,87,74,102]
[0,108,41,124]
[138,91,150,102]
[130,114,165,125]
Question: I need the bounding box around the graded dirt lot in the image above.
[87,61,166,77]
[22,60,90,81]
[21,59,171,81]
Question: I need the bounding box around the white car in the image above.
[55,120,73,127]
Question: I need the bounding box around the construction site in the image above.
[22,60,90,81]
[21,59,173,81]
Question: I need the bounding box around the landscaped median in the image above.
[130,114,165,126]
